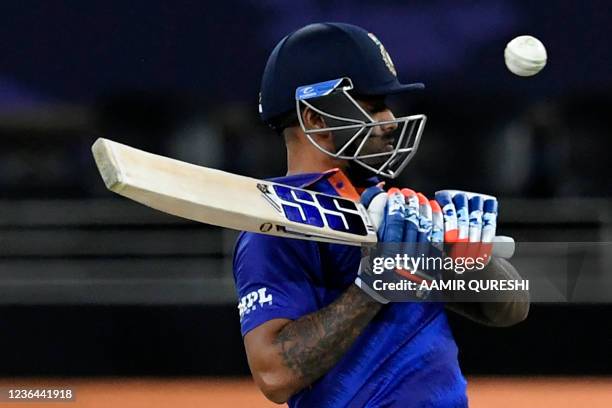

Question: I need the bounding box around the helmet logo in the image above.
[368,33,397,77]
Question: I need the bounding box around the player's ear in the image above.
[302,106,327,130]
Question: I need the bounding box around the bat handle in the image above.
[492,235,515,259]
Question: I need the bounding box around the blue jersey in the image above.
[233,170,467,408]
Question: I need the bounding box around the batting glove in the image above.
[435,190,498,269]
[355,186,439,303]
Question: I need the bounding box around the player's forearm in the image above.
[479,257,530,326]
[446,257,530,326]
[272,284,382,399]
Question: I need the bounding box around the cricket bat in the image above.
[91,138,515,257]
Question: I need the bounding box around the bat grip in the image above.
[492,235,515,259]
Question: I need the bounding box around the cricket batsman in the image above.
[233,22,529,407]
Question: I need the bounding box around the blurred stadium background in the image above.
[0,1,610,406]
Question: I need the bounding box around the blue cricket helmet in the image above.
[259,22,425,126]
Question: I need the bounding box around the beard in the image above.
[335,131,395,185]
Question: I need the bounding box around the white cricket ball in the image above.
[504,35,547,77]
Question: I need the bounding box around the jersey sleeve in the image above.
[233,232,322,336]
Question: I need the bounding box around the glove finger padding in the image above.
[416,193,432,259]
[467,195,484,260]
[434,191,458,242]
[480,198,498,263]
[430,200,444,247]
[400,188,419,245]
[468,196,484,242]
[453,193,469,243]
[382,188,406,243]
[360,185,387,232]
[416,193,433,243]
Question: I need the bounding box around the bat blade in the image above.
[92,138,377,246]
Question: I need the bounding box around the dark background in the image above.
[0,0,611,377]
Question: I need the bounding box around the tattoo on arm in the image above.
[273,284,381,386]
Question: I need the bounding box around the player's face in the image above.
[353,95,399,164]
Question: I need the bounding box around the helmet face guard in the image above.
[295,78,426,179]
